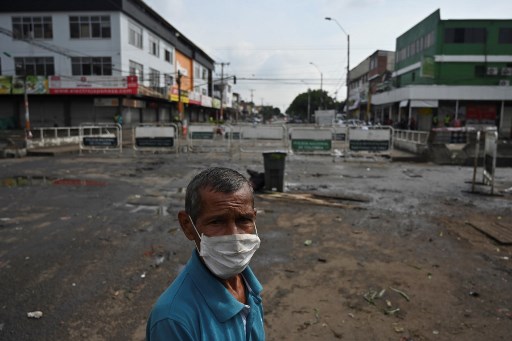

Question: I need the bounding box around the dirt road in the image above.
[1,153,511,340]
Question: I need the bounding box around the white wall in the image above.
[0,11,177,86]
[119,13,175,88]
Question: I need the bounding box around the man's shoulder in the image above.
[153,269,198,314]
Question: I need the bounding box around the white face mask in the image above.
[189,216,261,279]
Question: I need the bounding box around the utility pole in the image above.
[218,62,229,122]
[307,88,311,123]
[177,70,186,138]
[4,52,31,141]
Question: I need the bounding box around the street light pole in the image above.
[301,80,311,123]
[325,17,350,116]
[309,62,323,110]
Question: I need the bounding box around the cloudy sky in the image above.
[145,0,512,111]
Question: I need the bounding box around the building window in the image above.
[14,57,54,76]
[444,28,486,43]
[129,60,143,81]
[369,57,377,70]
[71,57,112,75]
[499,28,512,44]
[12,16,53,39]
[164,49,172,63]
[129,23,143,49]
[148,34,160,57]
[164,73,173,86]
[202,68,207,80]
[69,16,111,39]
[149,68,160,87]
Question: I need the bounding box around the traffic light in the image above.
[233,76,236,84]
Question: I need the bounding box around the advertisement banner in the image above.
[420,56,435,78]
[169,86,189,103]
[176,51,193,92]
[49,75,138,95]
[0,76,12,94]
[11,76,49,94]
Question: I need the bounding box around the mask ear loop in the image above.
[254,222,258,236]
[188,215,202,253]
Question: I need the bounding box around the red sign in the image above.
[466,104,496,121]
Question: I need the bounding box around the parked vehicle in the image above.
[338,119,365,127]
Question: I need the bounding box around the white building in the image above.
[0,0,217,128]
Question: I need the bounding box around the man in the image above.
[146,167,264,340]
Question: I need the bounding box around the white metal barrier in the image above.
[236,124,288,154]
[187,124,232,153]
[346,126,393,159]
[393,129,430,144]
[28,126,81,148]
[79,123,122,154]
[289,126,334,155]
[133,123,179,153]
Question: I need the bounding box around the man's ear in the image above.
[178,210,196,241]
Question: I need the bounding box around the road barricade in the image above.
[79,123,122,155]
[346,126,393,160]
[289,126,334,155]
[133,123,178,153]
[236,124,288,156]
[187,124,231,153]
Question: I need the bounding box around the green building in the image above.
[372,9,512,138]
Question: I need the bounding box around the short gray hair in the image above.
[185,167,253,223]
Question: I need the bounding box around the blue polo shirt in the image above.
[146,250,265,340]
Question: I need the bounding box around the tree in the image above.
[259,105,281,123]
[286,90,341,122]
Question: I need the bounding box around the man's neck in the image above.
[222,274,246,304]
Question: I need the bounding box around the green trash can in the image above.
[262,151,287,192]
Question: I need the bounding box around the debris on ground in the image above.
[27,311,43,319]
[247,169,265,191]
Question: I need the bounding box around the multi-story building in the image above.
[346,50,395,123]
[372,9,512,137]
[0,0,217,130]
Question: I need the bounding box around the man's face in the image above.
[179,184,256,247]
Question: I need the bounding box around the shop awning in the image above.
[399,100,409,107]
[410,100,439,108]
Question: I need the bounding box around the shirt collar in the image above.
[187,250,262,322]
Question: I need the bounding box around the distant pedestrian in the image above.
[114,113,123,125]
[444,114,452,127]
[409,117,417,130]
[432,114,439,128]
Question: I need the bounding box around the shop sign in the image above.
[49,75,138,95]
[94,98,119,107]
[292,139,331,151]
[122,98,145,108]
